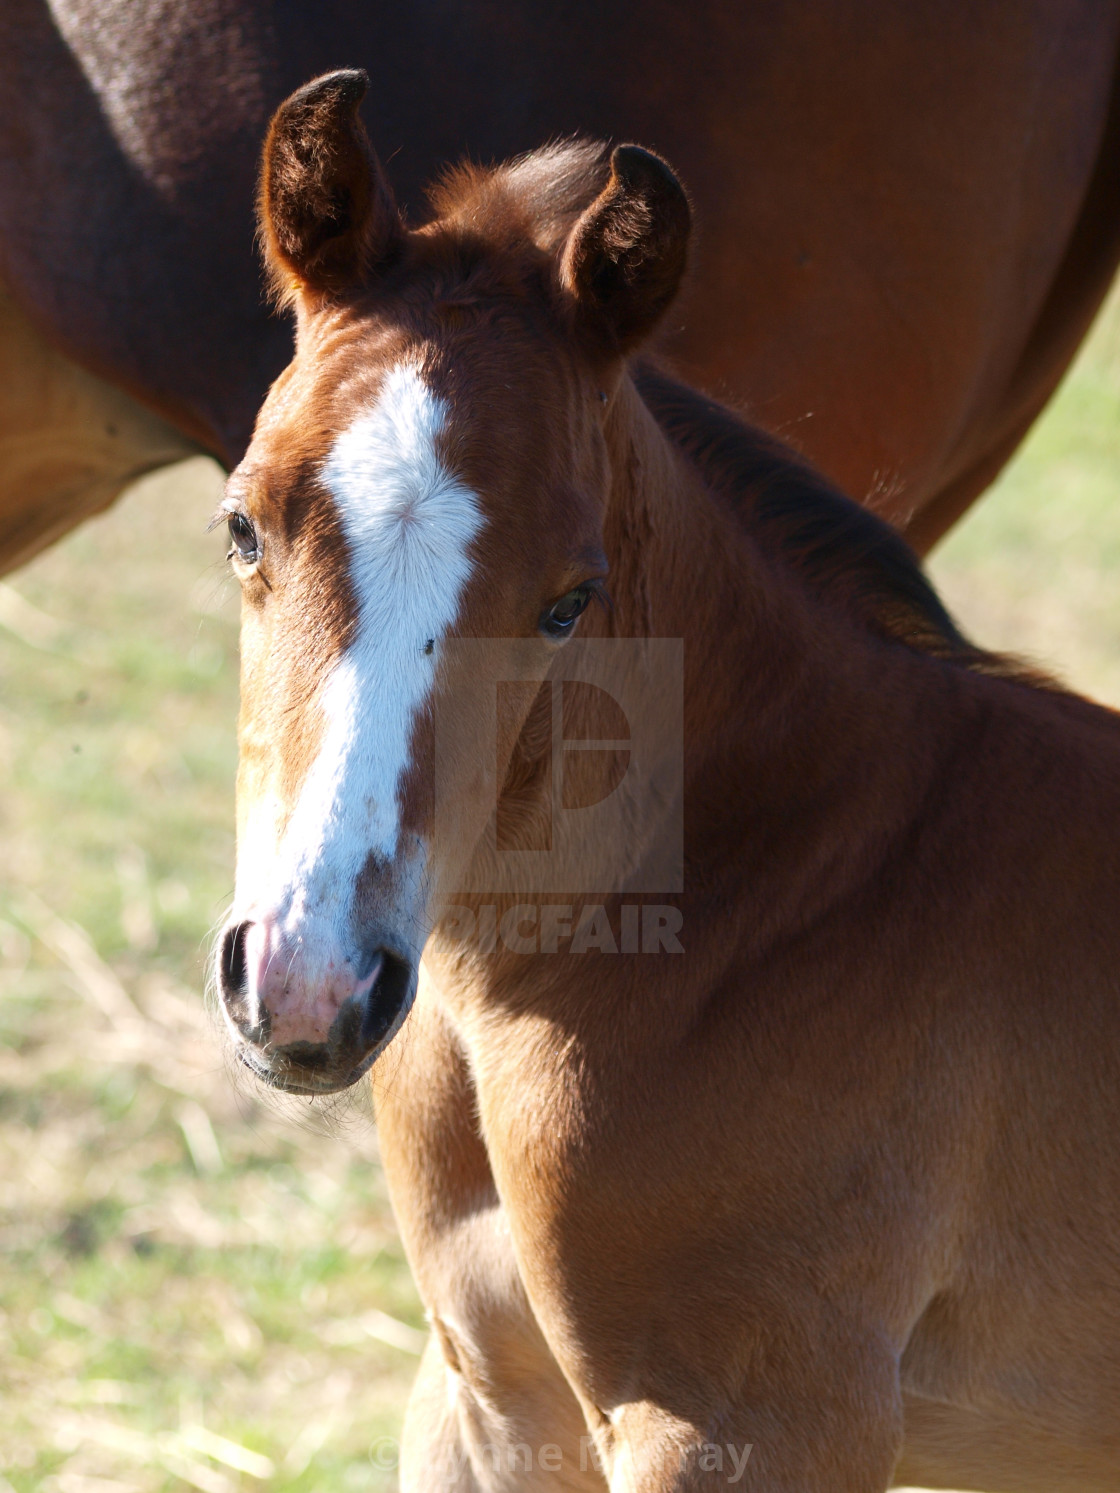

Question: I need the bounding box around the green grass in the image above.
[929,283,1120,707]
[4,282,1120,1491]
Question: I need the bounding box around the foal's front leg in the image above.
[373,984,604,1492]
[396,1216,600,1492]
[591,1325,902,1492]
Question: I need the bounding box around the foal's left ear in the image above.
[258,69,401,305]
[560,145,691,353]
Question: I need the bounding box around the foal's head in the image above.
[215,71,691,1093]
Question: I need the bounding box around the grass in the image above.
[0,461,421,1491]
[3,282,1120,1490]
[929,283,1120,707]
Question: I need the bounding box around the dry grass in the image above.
[0,460,419,1490]
[4,279,1120,1490]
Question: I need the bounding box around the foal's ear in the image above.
[560,145,691,353]
[258,69,401,305]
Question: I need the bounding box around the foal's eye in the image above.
[227,512,260,565]
[541,585,594,639]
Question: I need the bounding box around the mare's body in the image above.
[3,0,1120,569]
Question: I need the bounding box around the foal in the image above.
[217,71,1120,1491]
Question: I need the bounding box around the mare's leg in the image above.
[373,979,604,1492]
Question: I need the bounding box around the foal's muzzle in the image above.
[217,919,416,1094]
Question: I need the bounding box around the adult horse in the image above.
[215,72,1120,1490]
[3,1,1120,571]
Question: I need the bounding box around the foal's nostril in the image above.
[359,949,414,1048]
[219,920,251,1004]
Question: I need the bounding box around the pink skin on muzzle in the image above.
[243,917,383,1049]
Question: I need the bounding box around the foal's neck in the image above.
[598,375,959,942]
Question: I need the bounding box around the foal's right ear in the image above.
[258,69,401,306]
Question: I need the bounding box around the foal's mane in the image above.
[635,365,1043,683]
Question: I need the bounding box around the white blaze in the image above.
[237,364,485,933]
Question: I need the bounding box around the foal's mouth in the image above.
[233,1041,385,1096]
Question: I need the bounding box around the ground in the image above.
[3,285,1120,1490]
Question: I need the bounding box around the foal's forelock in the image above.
[237,363,486,922]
